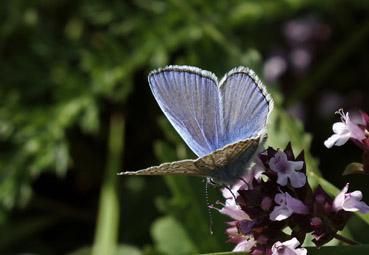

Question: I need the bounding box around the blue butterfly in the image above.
[119,65,274,185]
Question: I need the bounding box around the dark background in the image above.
[1,1,369,254]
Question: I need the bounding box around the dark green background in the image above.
[1,1,369,254]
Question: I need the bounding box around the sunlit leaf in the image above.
[151,216,197,255]
[343,162,366,175]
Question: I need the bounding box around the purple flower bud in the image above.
[239,220,255,235]
[310,217,322,227]
[257,235,269,245]
[251,248,266,255]
[261,197,273,211]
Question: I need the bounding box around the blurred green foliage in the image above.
[1,0,369,254]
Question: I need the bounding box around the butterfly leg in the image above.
[222,185,237,201]
[239,177,250,188]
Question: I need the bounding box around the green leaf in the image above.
[343,162,366,175]
[151,216,197,255]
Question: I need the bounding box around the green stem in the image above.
[334,233,360,246]
[92,113,125,255]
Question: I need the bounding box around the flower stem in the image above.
[334,233,360,245]
[92,113,125,255]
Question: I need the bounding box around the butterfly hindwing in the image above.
[118,159,208,176]
[119,135,261,184]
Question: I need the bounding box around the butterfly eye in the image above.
[208,178,217,186]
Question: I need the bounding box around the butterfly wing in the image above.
[120,66,272,184]
[119,135,261,182]
[218,67,273,148]
[118,159,210,176]
[148,65,222,157]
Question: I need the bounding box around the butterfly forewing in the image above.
[149,66,222,157]
[218,67,273,148]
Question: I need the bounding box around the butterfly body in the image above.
[119,65,273,185]
[205,138,261,184]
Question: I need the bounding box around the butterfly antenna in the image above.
[205,179,214,235]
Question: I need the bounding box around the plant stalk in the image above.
[334,233,360,246]
[92,113,125,255]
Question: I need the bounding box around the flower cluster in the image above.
[214,143,369,255]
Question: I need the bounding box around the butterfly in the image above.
[119,65,274,185]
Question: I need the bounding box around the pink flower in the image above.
[270,192,309,221]
[219,204,250,221]
[222,180,246,206]
[333,183,369,213]
[219,180,250,221]
[233,237,256,252]
[271,238,307,255]
[269,151,306,188]
[324,109,366,148]
[225,221,255,252]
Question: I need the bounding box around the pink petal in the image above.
[276,173,289,186]
[282,237,300,249]
[332,122,348,134]
[333,183,349,212]
[346,116,366,141]
[222,181,245,201]
[289,171,306,188]
[274,193,286,204]
[233,238,256,252]
[271,238,307,255]
[289,160,304,171]
[350,191,363,200]
[355,201,369,214]
[324,133,350,148]
[220,205,250,221]
[226,226,238,236]
[269,151,288,173]
[270,205,293,221]
[343,199,369,213]
[285,193,309,214]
